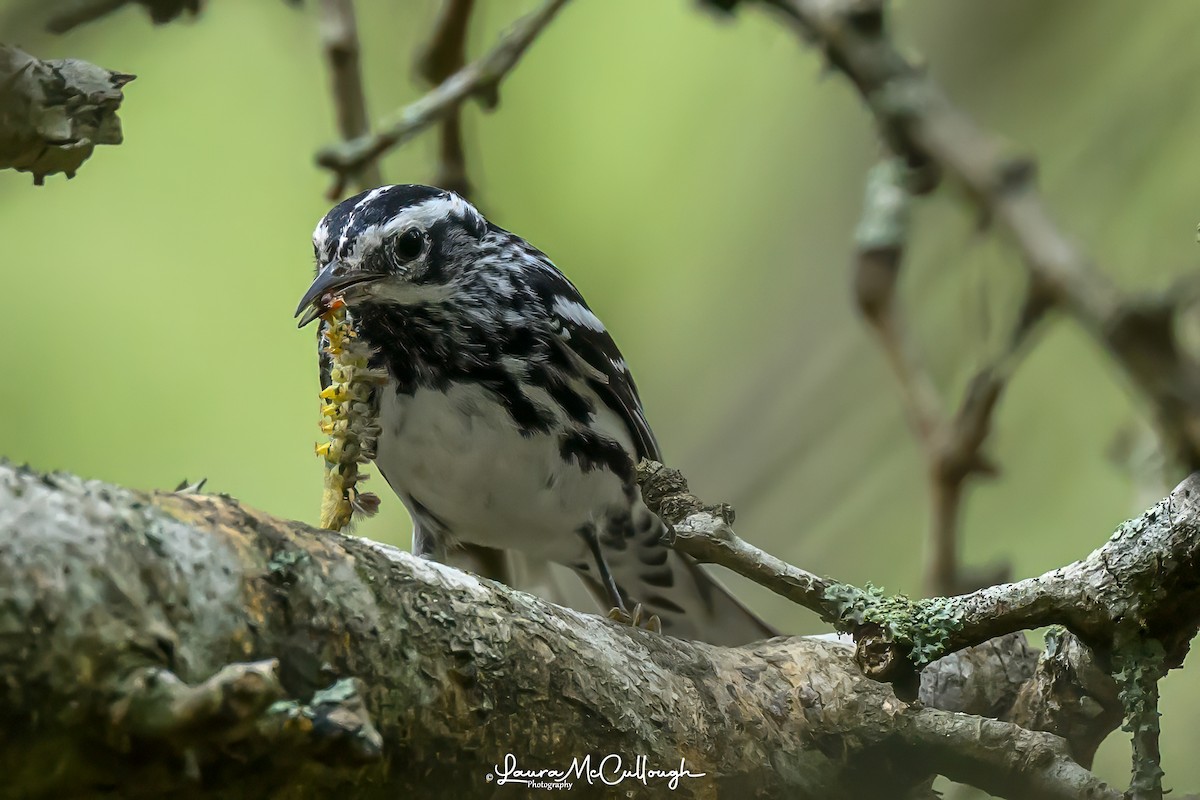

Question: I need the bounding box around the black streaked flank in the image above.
[558,428,633,481]
[542,373,594,424]
[355,302,557,436]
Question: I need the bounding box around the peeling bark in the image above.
[0,463,1146,798]
[0,44,133,183]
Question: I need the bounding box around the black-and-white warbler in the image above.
[296,184,775,645]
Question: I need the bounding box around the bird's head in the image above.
[295,184,489,327]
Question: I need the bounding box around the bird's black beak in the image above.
[294,260,379,328]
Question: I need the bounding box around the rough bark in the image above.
[0,44,133,183]
[0,462,1149,798]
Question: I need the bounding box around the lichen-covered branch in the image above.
[0,461,1133,799]
[697,5,1200,789]
[315,0,571,195]
[643,459,1200,671]
[642,459,1199,796]
[0,43,134,183]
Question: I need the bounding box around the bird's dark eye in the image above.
[391,228,426,262]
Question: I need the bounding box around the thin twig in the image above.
[643,458,1200,685]
[762,0,1200,472]
[45,0,200,33]
[317,0,383,194]
[638,460,841,614]
[756,6,1197,787]
[415,0,475,198]
[315,0,571,196]
[854,160,1040,596]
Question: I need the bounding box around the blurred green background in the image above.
[2,0,1198,793]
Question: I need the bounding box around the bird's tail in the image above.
[585,536,779,647]
[449,540,778,647]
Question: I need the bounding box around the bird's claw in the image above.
[173,477,208,494]
[607,603,662,635]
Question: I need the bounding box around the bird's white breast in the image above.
[374,382,637,565]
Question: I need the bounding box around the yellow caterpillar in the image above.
[316,299,386,530]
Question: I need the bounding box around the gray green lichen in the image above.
[823,582,964,666]
[1111,634,1166,795]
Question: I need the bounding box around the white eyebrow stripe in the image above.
[324,189,486,266]
[383,192,480,233]
[551,297,606,332]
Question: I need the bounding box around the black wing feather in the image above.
[524,263,661,462]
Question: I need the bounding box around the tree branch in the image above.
[854,159,1039,596]
[644,458,1200,676]
[415,0,475,198]
[315,0,571,196]
[0,460,1140,798]
[751,0,1200,473]
[44,0,201,33]
[317,0,383,193]
[701,5,1200,788]
[0,43,134,183]
[901,707,1119,800]
[643,423,1197,796]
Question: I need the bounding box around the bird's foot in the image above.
[173,477,208,494]
[607,603,662,635]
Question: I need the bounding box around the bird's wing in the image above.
[525,262,662,462]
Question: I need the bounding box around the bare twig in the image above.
[758,0,1200,475]
[638,460,841,615]
[854,160,1047,597]
[415,0,476,198]
[318,0,383,194]
[45,0,200,33]
[315,0,571,196]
